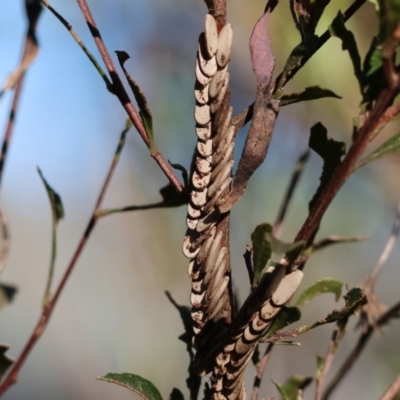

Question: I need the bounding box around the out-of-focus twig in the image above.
[322,300,400,400]
[371,198,400,283]
[251,343,274,400]
[0,1,42,274]
[314,325,345,400]
[0,122,131,395]
[274,150,310,237]
[40,0,113,92]
[75,0,183,194]
[379,374,400,400]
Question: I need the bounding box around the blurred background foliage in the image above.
[0,1,399,399]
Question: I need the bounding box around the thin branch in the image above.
[274,149,310,237]
[379,374,400,400]
[40,0,113,92]
[314,325,345,400]
[70,0,183,194]
[251,343,274,400]
[0,1,42,187]
[0,123,131,395]
[295,82,400,243]
[322,300,400,400]
[370,196,400,283]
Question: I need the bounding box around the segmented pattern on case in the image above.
[182,13,234,364]
[210,267,304,400]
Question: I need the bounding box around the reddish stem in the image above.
[76,0,183,194]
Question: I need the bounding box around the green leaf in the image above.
[275,340,301,346]
[329,12,363,94]
[115,51,155,154]
[165,291,192,338]
[269,237,305,264]
[98,373,163,400]
[0,283,17,312]
[159,183,186,207]
[251,223,273,289]
[37,168,64,225]
[315,356,325,380]
[323,287,365,326]
[304,287,366,332]
[275,35,319,90]
[274,375,312,400]
[165,292,200,400]
[280,86,341,106]
[361,37,385,104]
[170,388,184,400]
[355,133,400,170]
[261,306,301,342]
[0,345,14,380]
[252,344,261,366]
[203,383,213,400]
[308,123,346,212]
[295,278,343,307]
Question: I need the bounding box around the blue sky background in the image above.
[0,1,399,399]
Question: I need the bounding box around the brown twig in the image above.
[379,374,400,400]
[74,0,183,194]
[39,0,113,92]
[273,150,310,237]
[251,343,274,400]
[295,81,400,243]
[314,325,345,400]
[322,300,400,400]
[0,123,131,395]
[0,0,42,272]
[371,197,400,284]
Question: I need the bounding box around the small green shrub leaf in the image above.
[115,51,155,154]
[251,223,273,288]
[275,340,301,346]
[37,168,64,225]
[329,12,363,94]
[252,345,261,366]
[304,288,366,332]
[315,356,325,380]
[159,183,186,207]
[295,278,343,307]
[361,37,384,104]
[165,291,192,337]
[98,373,163,400]
[308,123,345,212]
[275,35,319,90]
[280,86,341,106]
[274,375,312,400]
[355,133,400,170]
[0,284,17,312]
[261,306,301,342]
[170,388,184,400]
[0,345,14,380]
